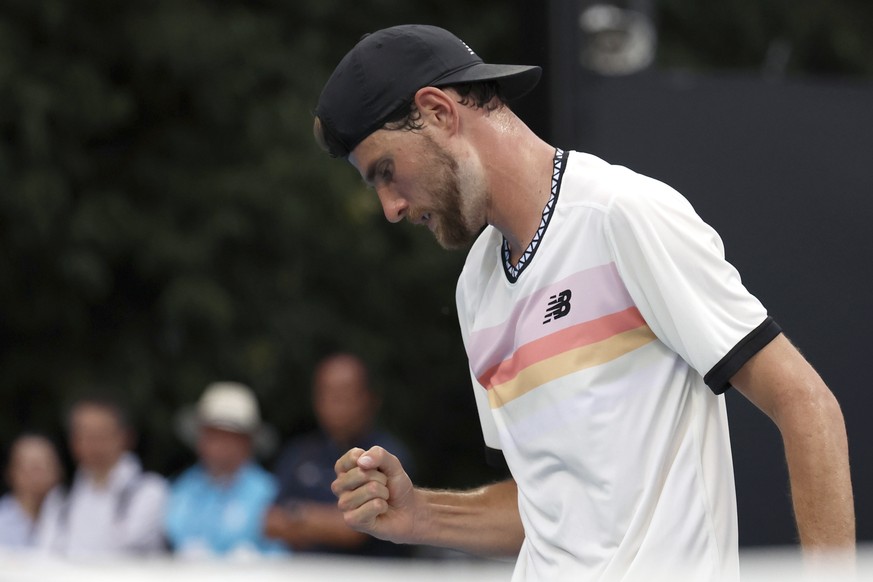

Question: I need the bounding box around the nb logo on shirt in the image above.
[543,289,572,323]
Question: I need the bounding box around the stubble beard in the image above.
[424,144,487,251]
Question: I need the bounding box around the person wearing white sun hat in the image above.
[164,382,287,559]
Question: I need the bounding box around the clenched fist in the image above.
[332,446,418,545]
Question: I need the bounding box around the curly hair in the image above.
[383,80,506,132]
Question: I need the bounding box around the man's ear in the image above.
[413,87,459,134]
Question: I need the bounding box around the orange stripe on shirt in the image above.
[486,325,658,409]
[478,306,648,389]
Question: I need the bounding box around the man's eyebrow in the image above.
[364,156,391,186]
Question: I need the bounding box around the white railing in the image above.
[0,546,869,582]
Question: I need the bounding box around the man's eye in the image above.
[380,166,393,181]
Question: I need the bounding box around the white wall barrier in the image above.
[0,546,870,582]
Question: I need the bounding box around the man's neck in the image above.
[206,463,246,487]
[89,468,114,488]
[15,492,45,520]
[481,113,557,264]
[330,428,372,451]
[85,455,125,489]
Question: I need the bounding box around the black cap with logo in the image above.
[315,24,542,158]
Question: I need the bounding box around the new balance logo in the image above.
[543,289,572,323]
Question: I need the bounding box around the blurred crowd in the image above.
[0,353,414,560]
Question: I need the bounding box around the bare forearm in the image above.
[732,334,855,554]
[266,503,369,550]
[297,503,370,548]
[778,387,855,552]
[411,479,524,558]
[334,448,523,557]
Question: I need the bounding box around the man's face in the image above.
[69,404,130,475]
[350,129,488,249]
[196,426,252,480]
[8,437,62,498]
[313,357,376,445]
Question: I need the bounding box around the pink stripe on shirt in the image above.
[468,263,635,377]
[477,307,648,389]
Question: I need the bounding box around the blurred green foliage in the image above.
[657,0,873,76]
[0,0,870,487]
[0,0,517,485]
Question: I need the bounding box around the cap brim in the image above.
[434,63,542,101]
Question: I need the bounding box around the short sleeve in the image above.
[603,171,779,393]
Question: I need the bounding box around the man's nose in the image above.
[376,187,408,224]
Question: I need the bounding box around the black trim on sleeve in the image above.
[704,316,782,395]
[484,446,509,472]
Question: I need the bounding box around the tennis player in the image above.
[315,24,855,581]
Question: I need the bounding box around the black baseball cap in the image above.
[315,24,542,158]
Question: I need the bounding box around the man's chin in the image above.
[433,228,478,250]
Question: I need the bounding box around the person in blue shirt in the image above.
[264,353,414,557]
[165,382,287,558]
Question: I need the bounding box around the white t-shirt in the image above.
[456,150,780,581]
[35,453,168,556]
[0,494,36,548]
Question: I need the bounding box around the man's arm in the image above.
[730,333,855,555]
[264,502,370,550]
[333,446,524,557]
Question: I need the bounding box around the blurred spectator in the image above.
[165,382,287,558]
[0,434,64,549]
[265,353,414,557]
[35,396,169,555]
